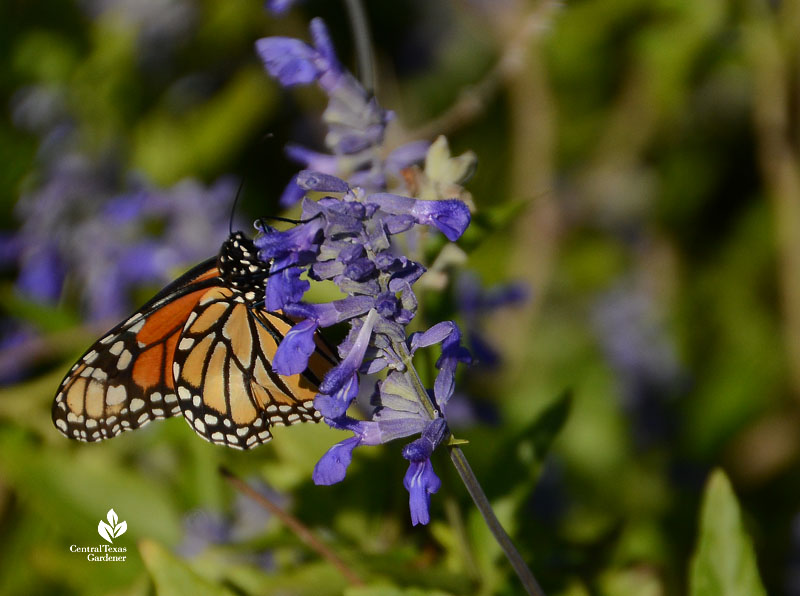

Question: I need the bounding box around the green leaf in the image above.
[139,539,237,596]
[689,469,767,596]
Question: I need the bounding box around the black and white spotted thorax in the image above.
[217,232,270,303]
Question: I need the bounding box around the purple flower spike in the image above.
[313,435,361,485]
[273,318,319,375]
[403,459,441,526]
[255,38,320,87]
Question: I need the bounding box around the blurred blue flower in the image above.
[455,272,529,368]
[591,280,684,445]
[7,148,235,322]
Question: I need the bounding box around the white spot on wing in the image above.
[117,350,132,370]
[106,386,127,406]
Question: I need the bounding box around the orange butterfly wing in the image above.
[52,260,220,442]
[172,286,335,449]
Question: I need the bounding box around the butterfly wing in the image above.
[173,286,336,449]
[52,259,220,442]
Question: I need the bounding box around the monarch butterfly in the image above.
[52,231,336,450]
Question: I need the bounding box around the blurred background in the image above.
[0,0,797,594]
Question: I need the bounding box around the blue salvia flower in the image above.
[255,19,430,206]
[253,172,472,525]
[253,18,480,525]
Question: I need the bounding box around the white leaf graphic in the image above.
[98,520,114,543]
[107,508,118,527]
[113,520,127,538]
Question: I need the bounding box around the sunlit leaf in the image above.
[689,469,767,596]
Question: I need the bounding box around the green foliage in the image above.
[689,470,767,596]
[140,539,238,596]
[1,0,798,595]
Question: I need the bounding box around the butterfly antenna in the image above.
[255,213,323,230]
[229,178,246,235]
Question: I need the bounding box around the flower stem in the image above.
[448,446,546,596]
[220,467,365,586]
[343,0,375,94]
[393,340,545,595]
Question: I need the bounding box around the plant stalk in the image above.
[394,340,545,596]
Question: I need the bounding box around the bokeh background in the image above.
[0,0,797,594]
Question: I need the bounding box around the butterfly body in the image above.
[52,232,334,449]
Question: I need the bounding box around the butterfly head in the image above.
[218,232,269,299]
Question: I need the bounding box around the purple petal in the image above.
[369,194,471,241]
[255,37,320,87]
[433,322,471,407]
[279,175,305,208]
[386,141,430,174]
[410,322,454,351]
[255,218,323,261]
[403,459,441,526]
[309,18,342,76]
[266,260,309,311]
[413,199,471,241]
[314,372,358,418]
[283,296,373,327]
[313,435,361,485]
[402,419,447,462]
[296,170,349,193]
[318,309,377,395]
[273,319,319,375]
[265,0,299,16]
[285,145,339,172]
